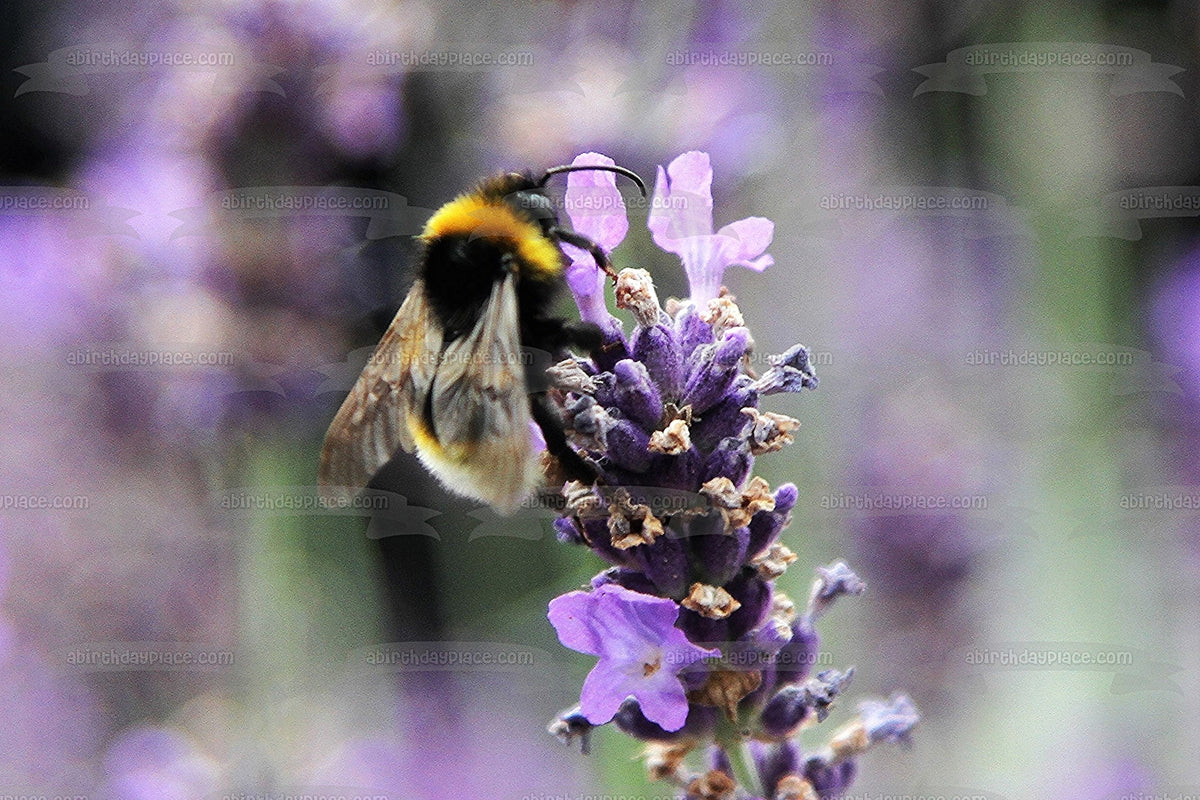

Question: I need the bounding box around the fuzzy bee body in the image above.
[319,166,645,513]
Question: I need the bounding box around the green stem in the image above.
[715,715,760,796]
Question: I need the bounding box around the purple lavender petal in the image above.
[579,658,639,725]
[859,693,920,745]
[566,260,617,328]
[647,153,714,245]
[715,217,774,262]
[563,152,630,251]
[552,584,716,730]
[548,591,606,656]
[631,662,695,731]
[810,562,866,619]
[591,567,661,596]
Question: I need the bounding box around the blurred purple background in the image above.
[2,0,1198,797]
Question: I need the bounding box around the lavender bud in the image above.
[554,516,585,545]
[708,744,733,777]
[775,616,819,687]
[803,756,856,800]
[748,615,793,655]
[675,301,715,358]
[677,604,729,646]
[614,698,717,742]
[725,571,773,641]
[700,437,754,488]
[593,359,663,430]
[690,380,757,451]
[657,445,705,491]
[688,523,750,586]
[759,668,854,738]
[604,415,655,472]
[751,344,819,395]
[746,483,796,558]
[682,327,752,414]
[754,740,802,799]
[632,323,685,400]
[578,515,636,568]
[564,394,603,441]
[629,535,691,598]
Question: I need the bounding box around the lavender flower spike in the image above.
[647,151,774,304]
[548,151,915,799]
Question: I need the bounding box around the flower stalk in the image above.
[546,151,917,799]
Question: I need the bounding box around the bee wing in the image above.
[318,280,442,497]
[428,271,533,448]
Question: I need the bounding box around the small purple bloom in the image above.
[562,152,630,328]
[548,583,719,731]
[810,562,866,618]
[858,693,920,745]
[646,151,774,304]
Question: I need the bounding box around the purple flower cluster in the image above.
[545,152,917,799]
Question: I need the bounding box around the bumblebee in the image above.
[319,163,646,513]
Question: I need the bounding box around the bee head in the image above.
[498,165,648,236]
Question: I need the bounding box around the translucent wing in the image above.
[429,272,530,444]
[421,272,539,511]
[318,280,441,499]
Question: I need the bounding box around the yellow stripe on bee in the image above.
[421,194,564,280]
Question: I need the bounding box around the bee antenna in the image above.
[539,164,648,197]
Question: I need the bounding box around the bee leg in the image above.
[548,227,619,283]
[530,392,599,485]
[560,320,604,355]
